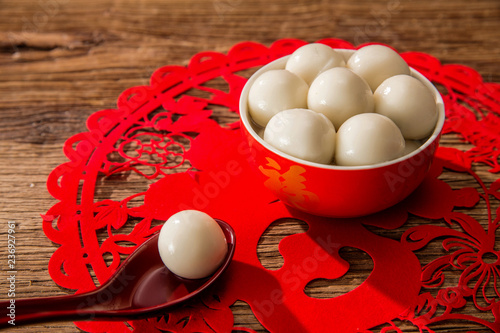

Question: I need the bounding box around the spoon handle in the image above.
[0,290,109,328]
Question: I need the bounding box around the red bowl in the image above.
[239,49,445,217]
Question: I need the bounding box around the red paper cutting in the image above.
[43,39,500,332]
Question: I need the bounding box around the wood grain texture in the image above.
[0,0,499,331]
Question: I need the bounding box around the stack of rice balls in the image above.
[247,43,439,166]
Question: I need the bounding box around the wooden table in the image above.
[0,0,499,331]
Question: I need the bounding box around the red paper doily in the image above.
[43,39,500,332]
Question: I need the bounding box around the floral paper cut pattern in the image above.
[43,39,500,332]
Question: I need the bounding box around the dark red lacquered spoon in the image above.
[0,219,235,328]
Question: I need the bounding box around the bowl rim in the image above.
[239,48,446,171]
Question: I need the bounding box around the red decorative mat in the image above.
[43,39,500,332]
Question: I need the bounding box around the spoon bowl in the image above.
[0,219,235,328]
